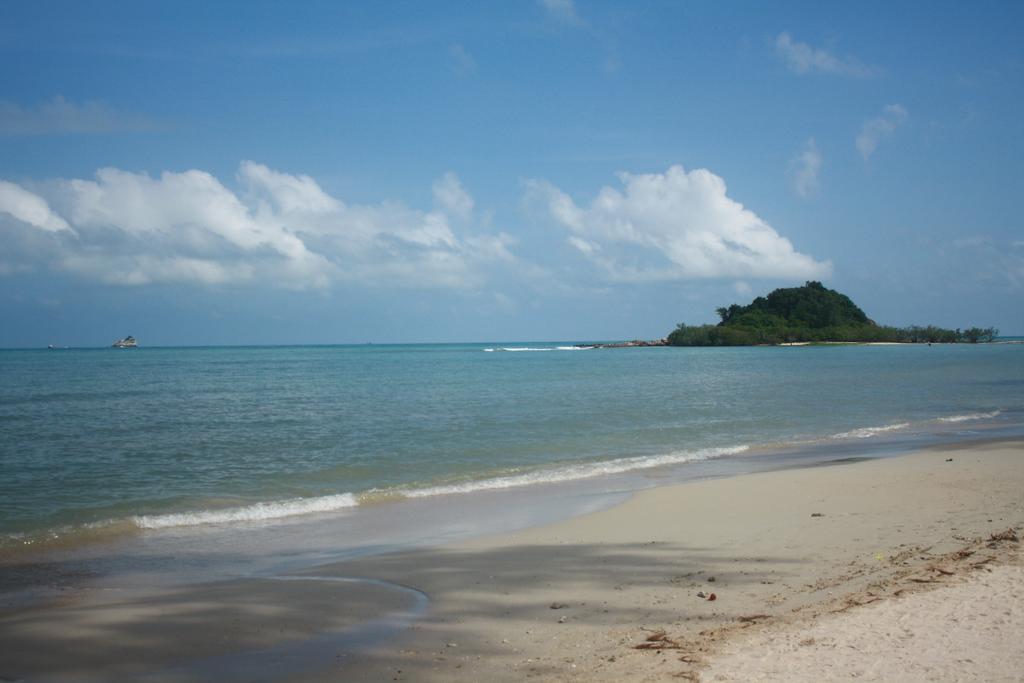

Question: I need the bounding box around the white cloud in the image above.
[432,171,475,223]
[240,161,341,214]
[733,280,753,296]
[940,237,1024,290]
[527,165,831,282]
[566,235,598,256]
[856,104,908,161]
[790,138,822,198]
[0,164,515,290]
[952,235,991,249]
[0,261,32,276]
[0,96,157,135]
[537,0,619,75]
[61,254,256,287]
[448,44,477,77]
[774,32,876,78]
[539,0,585,28]
[0,181,72,232]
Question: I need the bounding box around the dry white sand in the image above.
[704,562,1024,682]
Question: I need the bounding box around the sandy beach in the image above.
[6,3,1023,682]
[1,438,1021,682]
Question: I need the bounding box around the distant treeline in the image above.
[667,282,998,346]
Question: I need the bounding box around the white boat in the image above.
[112,336,138,348]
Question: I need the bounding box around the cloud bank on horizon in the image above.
[1,162,830,292]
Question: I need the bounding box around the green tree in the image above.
[667,283,994,347]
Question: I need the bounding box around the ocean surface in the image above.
[1,342,1023,557]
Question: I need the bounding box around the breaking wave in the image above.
[831,422,911,439]
[829,410,1002,440]
[399,445,750,498]
[131,493,359,529]
[483,346,591,352]
[936,410,1001,423]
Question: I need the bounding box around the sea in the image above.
[1,341,1023,591]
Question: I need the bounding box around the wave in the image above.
[131,493,358,530]
[827,410,1003,441]
[831,422,911,439]
[10,410,1010,542]
[399,445,750,498]
[120,446,751,529]
[483,346,591,352]
[6,405,1018,556]
[3,446,752,549]
[936,410,1001,423]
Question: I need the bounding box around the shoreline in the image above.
[3,407,1017,563]
[1,437,1021,681]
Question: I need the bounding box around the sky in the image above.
[1,0,1022,346]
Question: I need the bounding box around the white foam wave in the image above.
[483,346,590,352]
[937,410,1001,423]
[402,445,749,498]
[831,422,910,439]
[131,493,358,530]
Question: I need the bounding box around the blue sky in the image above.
[1,0,1022,346]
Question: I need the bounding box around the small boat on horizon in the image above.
[112,336,138,349]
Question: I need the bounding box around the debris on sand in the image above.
[737,614,770,623]
[988,528,1018,543]
[634,631,683,650]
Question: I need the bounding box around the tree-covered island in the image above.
[667,281,998,346]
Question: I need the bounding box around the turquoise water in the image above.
[1,343,1022,548]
